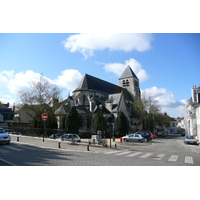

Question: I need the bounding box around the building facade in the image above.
[54,66,142,134]
[0,103,14,127]
[184,86,200,139]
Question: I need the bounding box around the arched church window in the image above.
[79,116,83,127]
[83,95,86,105]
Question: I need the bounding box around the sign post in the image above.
[41,113,48,142]
[107,117,112,148]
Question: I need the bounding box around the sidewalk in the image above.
[10,135,120,151]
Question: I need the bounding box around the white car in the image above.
[0,128,11,144]
[123,133,144,143]
[184,135,198,145]
[56,134,81,143]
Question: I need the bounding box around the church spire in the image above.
[119,65,138,80]
[118,65,140,99]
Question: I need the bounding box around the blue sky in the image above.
[0,33,199,117]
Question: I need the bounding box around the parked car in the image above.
[134,131,152,142]
[184,135,198,145]
[122,134,131,141]
[48,134,61,139]
[151,133,157,139]
[56,134,81,143]
[0,128,11,144]
[123,133,144,143]
[5,129,22,135]
[156,131,168,137]
[181,132,186,136]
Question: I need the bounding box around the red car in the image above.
[151,133,157,138]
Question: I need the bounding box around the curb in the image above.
[10,135,119,150]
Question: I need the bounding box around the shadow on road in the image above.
[0,142,83,166]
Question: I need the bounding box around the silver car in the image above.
[56,134,81,143]
[123,133,144,143]
[0,128,11,144]
[184,135,198,145]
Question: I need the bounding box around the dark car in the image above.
[156,131,168,137]
[181,132,186,136]
[134,131,152,142]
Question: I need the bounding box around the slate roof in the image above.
[76,104,90,114]
[74,74,123,94]
[54,105,70,115]
[119,65,138,80]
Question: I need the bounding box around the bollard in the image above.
[115,143,117,148]
[87,145,89,151]
[17,137,19,142]
[58,142,61,148]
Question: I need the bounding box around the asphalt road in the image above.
[0,134,200,166]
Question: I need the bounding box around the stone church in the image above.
[54,65,142,134]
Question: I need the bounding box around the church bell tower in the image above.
[118,65,141,99]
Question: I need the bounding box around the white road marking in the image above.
[140,153,153,158]
[168,155,178,162]
[104,151,122,154]
[126,152,142,157]
[153,154,165,160]
[185,156,194,164]
[115,151,131,156]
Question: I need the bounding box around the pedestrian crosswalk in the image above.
[139,153,153,158]
[185,156,194,164]
[168,155,178,162]
[102,150,195,164]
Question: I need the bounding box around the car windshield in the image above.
[0,129,6,133]
[186,136,195,139]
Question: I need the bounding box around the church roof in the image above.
[74,74,123,94]
[119,65,138,80]
[54,105,69,115]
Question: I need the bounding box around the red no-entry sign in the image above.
[41,113,48,121]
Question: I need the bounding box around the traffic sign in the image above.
[41,113,48,121]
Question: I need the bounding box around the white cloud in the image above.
[104,58,149,82]
[141,86,186,117]
[0,69,83,95]
[7,70,42,94]
[63,33,153,59]
[53,69,83,90]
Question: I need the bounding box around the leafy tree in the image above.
[17,74,62,128]
[93,111,104,133]
[116,111,128,137]
[65,106,79,133]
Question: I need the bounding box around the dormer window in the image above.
[123,79,129,87]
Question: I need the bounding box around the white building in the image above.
[195,104,200,139]
[176,117,185,133]
[184,86,200,139]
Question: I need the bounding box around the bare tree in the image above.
[134,93,168,132]
[17,74,62,128]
